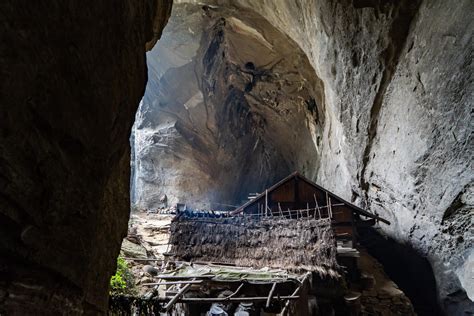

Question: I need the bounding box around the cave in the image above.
[1,0,472,315]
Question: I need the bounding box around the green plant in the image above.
[110,256,136,295]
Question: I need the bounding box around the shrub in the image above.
[110,256,136,295]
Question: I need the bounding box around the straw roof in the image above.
[169,215,340,278]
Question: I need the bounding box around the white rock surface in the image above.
[133,0,473,312]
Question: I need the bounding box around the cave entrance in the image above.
[130,2,325,212]
[120,2,448,316]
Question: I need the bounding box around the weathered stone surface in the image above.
[134,0,473,313]
[121,239,148,259]
[132,3,324,210]
[0,0,171,314]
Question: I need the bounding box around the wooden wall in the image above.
[242,177,356,243]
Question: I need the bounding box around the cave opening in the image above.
[123,2,452,316]
[2,0,472,315]
[120,1,470,315]
[130,2,325,211]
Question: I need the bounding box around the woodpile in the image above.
[169,215,340,277]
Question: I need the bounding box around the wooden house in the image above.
[231,172,390,250]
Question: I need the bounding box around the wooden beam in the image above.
[123,257,162,261]
[227,283,244,299]
[314,194,321,219]
[172,295,299,303]
[162,279,195,312]
[281,272,310,315]
[156,274,215,280]
[266,282,277,308]
[142,280,203,286]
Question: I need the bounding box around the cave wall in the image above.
[135,0,473,313]
[0,1,171,314]
[132,3,324,210]
[222,0,474,313]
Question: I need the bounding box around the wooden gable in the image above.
[232,172,390,226]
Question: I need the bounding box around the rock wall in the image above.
[132,3,324,210]
[230,1,473,313]
[0,1,171,314]
[134,0,473,313]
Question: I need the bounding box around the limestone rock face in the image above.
[134,0,473,313]
[0,0,171,314]
[132,3,324,210]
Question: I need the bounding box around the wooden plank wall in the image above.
[241,177,356,243]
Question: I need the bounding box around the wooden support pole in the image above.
[142,280,203,286]
[265,189,268,217]
[281,272,310,315]
[314,194,321,219]
[172,295,299,303]
[266,282,277,308]
[162,278,195,312]
[227,283,244,299]
[156,275,215,280]
[325,192,329,218]
[328,197,333,219]
[123,257,162,262]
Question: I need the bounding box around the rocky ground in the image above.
[119,211,173,295]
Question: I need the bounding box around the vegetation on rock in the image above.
[110,256,136,295]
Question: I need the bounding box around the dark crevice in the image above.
[358,227,444,316]
[442,185,468,222]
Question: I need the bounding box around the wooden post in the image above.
[265,189,269,217]
[266,282,277,308]
[280,273,309,315]
[328,197,333,219]
[325,192,329,218]
[162,278,195,312]
[143,280,203,286]
[314,194,321,219]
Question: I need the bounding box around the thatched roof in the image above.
[169,215,340,278]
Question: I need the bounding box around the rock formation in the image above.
[133,1,473,314]
[0,1,172,314]
[1,0,471,314]
[132,3,324,210]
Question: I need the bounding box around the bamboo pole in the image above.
[122,257,162,262]
[266,282,277,308]
[142,280,203,286]
[156,275,215,280]
[328,197,333,219]
[227,283,244,299]
[265,189,268,217]
[325,192,329,218]
[314,194,321,219]
[173,295,299,303]
[162,278,195,312]
[281,272,310,315]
